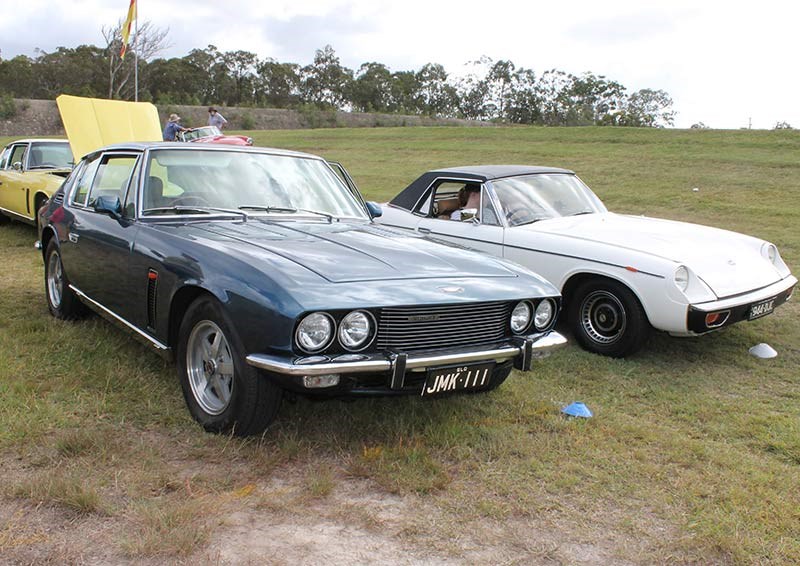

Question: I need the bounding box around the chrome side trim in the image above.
[246,331,567,377]
[0,205,34,223]
[69,284,169,350]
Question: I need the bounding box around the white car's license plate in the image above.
[748,297,776,320]
[421,362,495,396]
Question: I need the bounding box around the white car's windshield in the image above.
[142,149,368,219]
[492,173,607,227]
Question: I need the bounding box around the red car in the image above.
[178,126,253,146]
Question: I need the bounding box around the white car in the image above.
[377,165,796,357]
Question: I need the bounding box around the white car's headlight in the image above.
[761,243,778,264]
[338,310,374,350]
[534,299,555,330]
[296,313,334,353]
[510,301,532,334]
[674,265,689,292]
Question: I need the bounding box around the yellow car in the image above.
[0,139,73,227]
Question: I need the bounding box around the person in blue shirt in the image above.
[162,114,187,141]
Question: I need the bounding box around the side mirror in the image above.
[12,161,22,171]
[93,195,122,218]
[459,208,478,222]
[366,201,383,218]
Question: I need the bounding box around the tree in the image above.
[773,121,793,130]
[351,62,393,112]
[220,50,258,105]
[34,46,107,98]
[0,55,36,97]
[504,68,541,124]
[690,122,709,129]
[416,63,457,117]
[101,20,169,99]
[618,88,676,127]
[299,45,353,109]
[254,59,301,108]
[388,70,423,114]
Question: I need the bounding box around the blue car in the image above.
[37,143,565,436]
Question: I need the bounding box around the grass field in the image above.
[1,126,799,564]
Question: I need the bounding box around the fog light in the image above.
[303,374,340,388]
[705,311,730,328]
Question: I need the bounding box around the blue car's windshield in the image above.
[491,173,607,227]
[141,149,368,219]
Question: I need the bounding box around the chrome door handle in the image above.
[68,233,79,243]
[418,227,432,234]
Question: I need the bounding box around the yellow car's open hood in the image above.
[56,95,162,161]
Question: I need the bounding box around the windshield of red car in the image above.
[491,174,607,227]
[141,149,368,219]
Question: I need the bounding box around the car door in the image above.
[414,178,505,257]
[0,143,29,216]
[62,151,142,320]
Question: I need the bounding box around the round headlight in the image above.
[338,310,374,351]
[762,243,778,264]
[510,301,532,334]
[674,265,689,292]
[296,313,334,353]
[534,299,555,330]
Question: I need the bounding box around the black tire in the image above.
[176,296,282,436]
[568,278,650,358]
[44,239,85,320]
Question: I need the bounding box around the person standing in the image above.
[162,113,187,141]
[208,107,228,130]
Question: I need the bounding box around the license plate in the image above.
[748,297,776,320]
[421,362,495,397]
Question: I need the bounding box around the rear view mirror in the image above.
[93,195,122,218]
[459,208,478,221]
[366,201,383,218]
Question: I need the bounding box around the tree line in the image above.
[0,22,676,127]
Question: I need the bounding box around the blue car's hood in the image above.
[181,219,521,283]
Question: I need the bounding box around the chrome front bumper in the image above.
[246,331,567,382]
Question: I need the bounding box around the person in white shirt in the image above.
[208,107,228,129]
[450,184,481,220]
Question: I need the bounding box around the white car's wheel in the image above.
[569,279,650,358]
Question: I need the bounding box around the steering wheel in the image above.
[171,195,210,207]
[505,206,537,225]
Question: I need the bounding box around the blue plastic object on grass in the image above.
[562,401,593,418]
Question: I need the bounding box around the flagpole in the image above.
[134,1,139,101]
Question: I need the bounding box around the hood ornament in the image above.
[439,286,464,294]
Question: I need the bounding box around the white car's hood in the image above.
[527,213,784,298]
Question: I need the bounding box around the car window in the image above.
[492,174,607,226]
[8,145,26,169]
[122,157,143,218]
[0,146,10,169]
[72,156,101,206]
[87,155,139,208]
[28,143,73,169]
[141,149,368,219]
[418,179,499,225]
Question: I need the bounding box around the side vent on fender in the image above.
[147,269,158,330]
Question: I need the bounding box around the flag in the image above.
[120,0,136,60]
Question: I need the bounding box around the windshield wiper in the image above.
[239,205,335,223]
[569,210,596,217]
[143,206,246,218]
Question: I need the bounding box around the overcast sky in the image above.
[1,0,797,129]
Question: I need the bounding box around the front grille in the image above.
[376,301,512,352]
